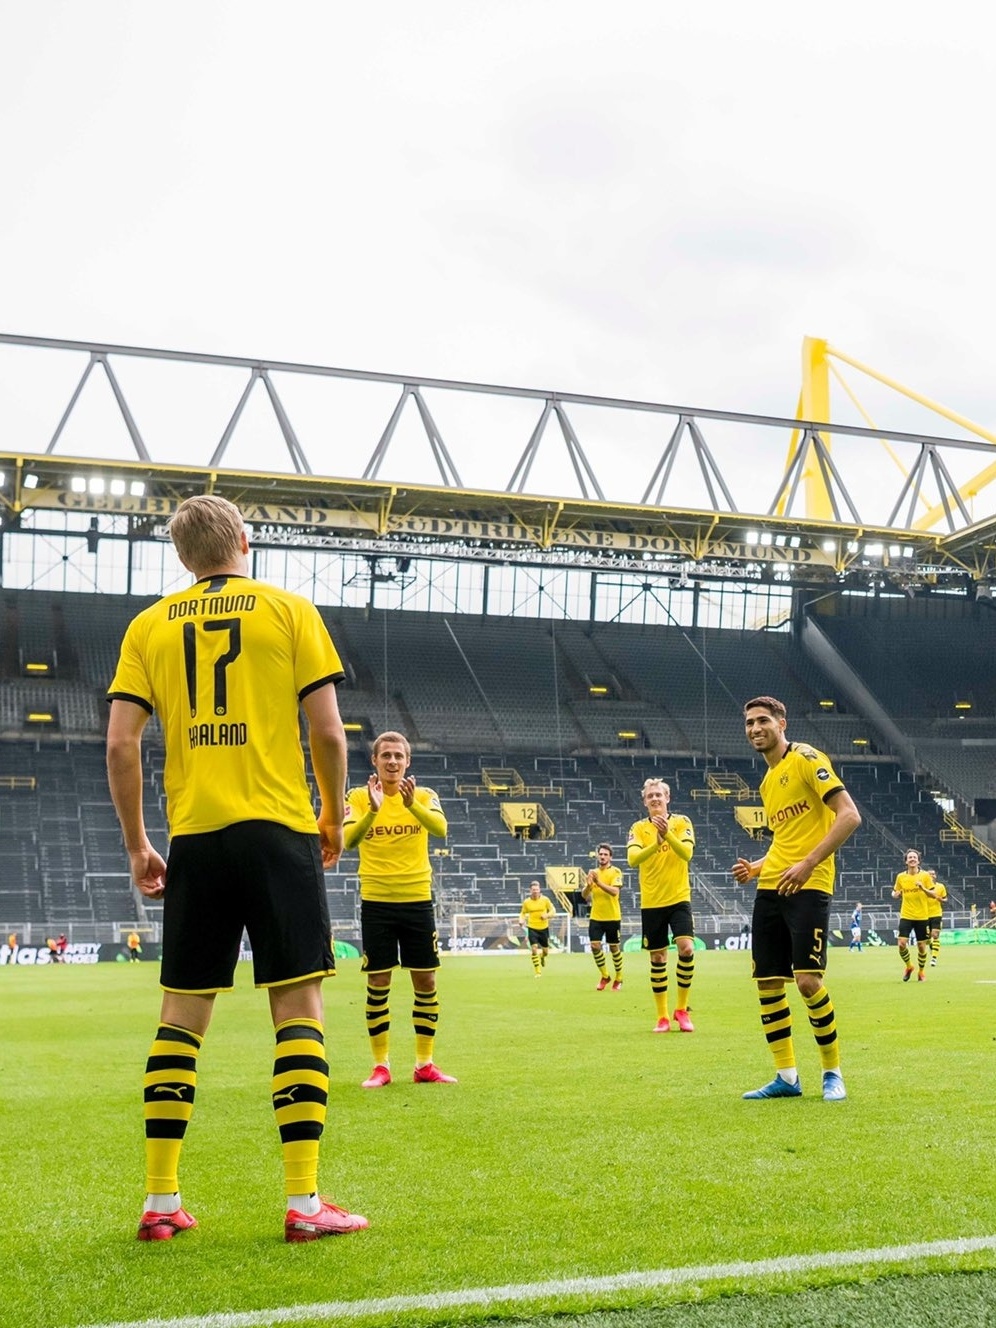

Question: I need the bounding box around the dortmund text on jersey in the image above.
[108,575,343,836]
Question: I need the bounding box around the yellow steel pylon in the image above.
[791,337,996,529]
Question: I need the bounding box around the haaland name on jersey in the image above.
[188,722,248,748]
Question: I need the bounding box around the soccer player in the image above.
[627,778,696,1032]
[891,849,937,982]
[849,903,862,952]
[732,696,861,1102]
[127,929,143,963]
[344,732,455,1087]
[519,879,556,976]
[107,494,367,1243]
[582,843,624,990]
[926,870,947,967]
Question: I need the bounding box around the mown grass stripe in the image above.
[95,1235,996,1328]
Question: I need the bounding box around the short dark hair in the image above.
[743,695,786,722]
[596,842,612,855]
[371,730,411,760]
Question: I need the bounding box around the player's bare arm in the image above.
[106,698,167,897]
[302,684,348,868]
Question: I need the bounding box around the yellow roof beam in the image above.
[824,342,996,530]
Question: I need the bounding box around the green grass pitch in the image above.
[3,945,996,1328]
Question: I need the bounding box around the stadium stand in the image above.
[2,591,996,945]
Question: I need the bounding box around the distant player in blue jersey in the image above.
[849,904,862,951]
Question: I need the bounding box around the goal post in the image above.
[448,912,575,954]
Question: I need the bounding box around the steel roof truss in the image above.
[47,352,151,462]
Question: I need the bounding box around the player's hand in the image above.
[650,814,669,841]
[130,846,167,898]
[776,860,814,894]
[732,857,754,884]
[399,775,417,807]
[367,774,384,811]
[317,814,343,868]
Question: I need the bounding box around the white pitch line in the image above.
[92,1236,996,1328]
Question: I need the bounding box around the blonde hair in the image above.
[169,495,245,575]
[372,730,411,760]
[642,778,670,797]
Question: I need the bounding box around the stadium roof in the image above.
[2,333,995,590]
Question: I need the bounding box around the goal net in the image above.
[448,913,572,954]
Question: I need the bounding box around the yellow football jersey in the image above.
[520,894,555,928]
[757,743,844,895]
[344,786,446,903]
[627,814,694,909]
[588,866,623,922]
[894,871,933,921]
[108,574,343,836]
[929,880,947,914]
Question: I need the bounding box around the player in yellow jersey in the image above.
[583,843,624,990]
[627,779,696,1032]
[126,930,143,963]
[891,849,939,982]
[733,696,861,1103]
[926,869,947,967]
[518,880,556,976]
[344,731,455,1087]
[107,494,366,1243]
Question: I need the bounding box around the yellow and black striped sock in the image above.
[366,983,390,1065]
[531,950,542,974]
[272,1018,328,1198]
[611,948,623,979]
[413,989,439,1064]
[592,948,609,979]
[930,937,940,963]
[917,948,928,974]
[651,961,669,1019]
[143,1023,202,1195]
[675,952,694,1010]
[899,942,911,968]
[759,983,795,1073]
[803,984,840,1072]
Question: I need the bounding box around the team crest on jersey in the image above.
[779,774,790,787]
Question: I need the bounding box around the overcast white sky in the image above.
[3,1,996,520]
